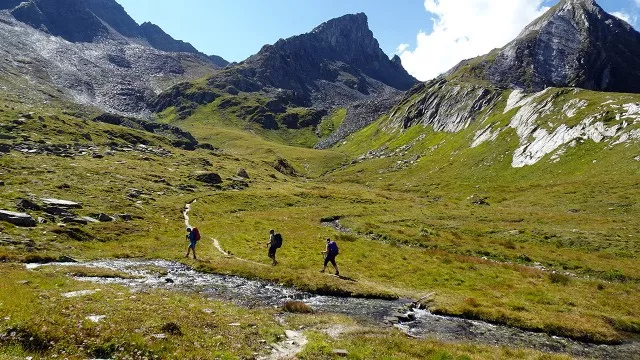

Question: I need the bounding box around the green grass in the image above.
[1,85,639,357]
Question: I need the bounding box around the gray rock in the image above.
[44,206,73,217]
[0,180,4,186]
[37,217,47,224]
[61,217,88,225]
[126,188,143,198]
[41,198,82,209]
[0,210,37,227]
[81,216,100,223]
[16,198,41,211]
[95,213,115,222]
[383,316,399,324]
[0,143,11,153]
[236,168,249,179]
[194,172,222,185]
[117,213,132,221]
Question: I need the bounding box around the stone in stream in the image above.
[0,210,37,227]
[0,143,11,153]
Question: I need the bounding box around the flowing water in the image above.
[29,259,640,359]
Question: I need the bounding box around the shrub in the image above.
[283,301,314,314]
[548,272,570,285]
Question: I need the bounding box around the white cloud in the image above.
[396,43,410,53]
[611,10,636,25]
[635,0,640,7]
[399,0,550,81]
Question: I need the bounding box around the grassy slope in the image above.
[1,83,639,357]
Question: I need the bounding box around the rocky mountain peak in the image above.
[484,0,640,93]
[310,13,378,60]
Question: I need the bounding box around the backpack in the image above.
[328,241,338,255]
[192,227,201,241]
[273,233,283,248]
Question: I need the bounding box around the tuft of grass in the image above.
[283,301,315,314]
[548,272,571,285]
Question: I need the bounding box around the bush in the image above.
[548,272,570,285]
[283,301,314,314]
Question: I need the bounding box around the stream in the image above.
[28,259,640,359]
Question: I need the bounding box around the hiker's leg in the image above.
[193,246,197,260]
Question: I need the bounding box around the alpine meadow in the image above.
[0,0,639,359]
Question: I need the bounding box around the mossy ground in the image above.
[1,88,639,358]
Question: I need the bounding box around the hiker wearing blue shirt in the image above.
[320,238,339,276]
[185,227,198,260]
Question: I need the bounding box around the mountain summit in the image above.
[483,0,640,93]
[222,12,417,103]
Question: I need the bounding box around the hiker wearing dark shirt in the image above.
[185,227,197,260]
[266,229,278,265]
[320,238,339,276]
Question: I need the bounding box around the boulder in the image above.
[16,199,41,211]
[236,168,249,179]
[117,213,132,221]
[41,198,82,209]
[44,206,73,217]
[0,210,37,227]
[0,143,11,153]
[61,217,88,225]
[81,216,100,223]
[333,349,349,357]
[95,213,115,222]
[194,172,222,185]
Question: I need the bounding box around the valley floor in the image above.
[0,102,639,359]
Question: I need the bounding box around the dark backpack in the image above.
[192,227,201,241]
[328,241,338,255]
[273,233,283,248]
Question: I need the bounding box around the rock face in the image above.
[0,0,227,115]
[366,0,640,169]
[152,13,417,142]
[485,0,640,93]
[222,13,417,105]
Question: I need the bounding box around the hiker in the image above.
[266,229,282,265]
[320,238,339,276]
[185,227,199,260]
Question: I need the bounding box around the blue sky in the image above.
[115,0,640,80]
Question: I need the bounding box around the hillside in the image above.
[152,13,416,148]
[0,0,228,115]
[0,0,639,358]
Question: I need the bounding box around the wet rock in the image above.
[41,198,82,209]
[165,278,174,283]
[61,217,88,225]
[0,210,37,227]
[0,143,11,153]
[236,168,249,179]
[16,199,41,211]
[194,172,222,185]
[58,255,78,263]
[383,316,399,324]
